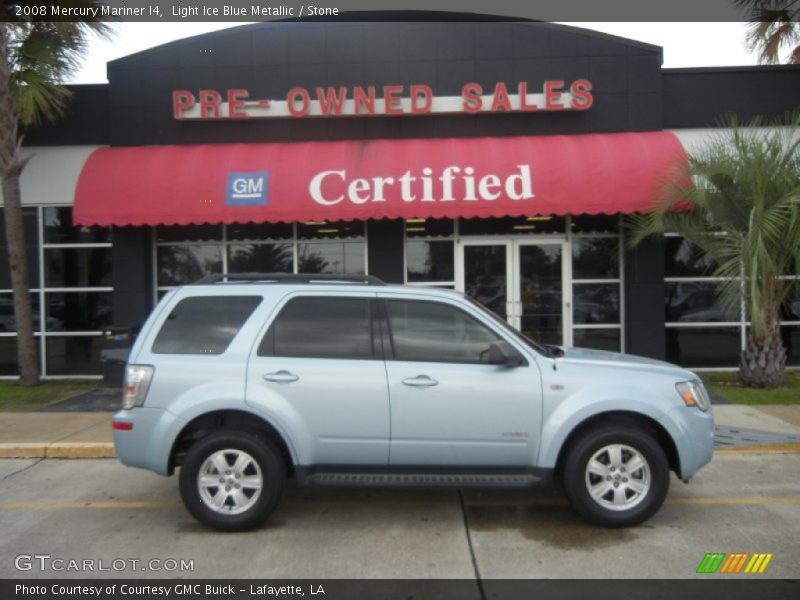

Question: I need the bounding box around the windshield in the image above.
[464,295,555,357]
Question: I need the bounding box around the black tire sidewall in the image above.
[179,430,285,532]
[562,425,669,527]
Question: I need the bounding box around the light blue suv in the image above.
[113,274,714,531]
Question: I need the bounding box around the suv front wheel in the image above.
[562,424,669,527]
[179,431,286,531]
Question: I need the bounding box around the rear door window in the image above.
[152,296,261,354]
[258,297,376,359]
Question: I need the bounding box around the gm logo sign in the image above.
[226,171,269,206]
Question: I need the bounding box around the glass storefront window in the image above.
[573,328,621,352]
[0,337,41,376]
[44,292,113,332]
[665,281,739,323]
[157,245,223,286]
[0,207,39,289]
[572,238,620,279]
[406,240,454,283]
[783,325,800,366]
[665,326,741,368]
[227,243,293,273]
[664,237,716,278]
[43,207,110,244]
[0,293,40,333]
[573,283,620,325]
[297,242,365,274]
[44,247,112,288]
[45,335,103,376]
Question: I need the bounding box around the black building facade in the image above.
[3,17,800,378]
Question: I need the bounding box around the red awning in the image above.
[73,132,687,227]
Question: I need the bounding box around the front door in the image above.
[381,294,542,466]
[457,240,570,346]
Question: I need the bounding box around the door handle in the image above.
[402,375,438,388]
[263,370,299,384]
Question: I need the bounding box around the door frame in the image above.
[455,237,573,347]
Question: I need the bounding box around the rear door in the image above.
[245,293,390,466]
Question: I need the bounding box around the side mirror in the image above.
[487,340,526,367]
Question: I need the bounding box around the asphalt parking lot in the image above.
[0,452,798,581]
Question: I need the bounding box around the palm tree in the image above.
[735,0,800,63]
[0,14,109,385]
[628,113,800,388]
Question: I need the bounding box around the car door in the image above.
[381,294,543,467]
[245,293,390,466]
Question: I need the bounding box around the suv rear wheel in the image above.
[562,424,669,527]
[179,431,286,531]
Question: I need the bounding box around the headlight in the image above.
[675,380,710,411]
[122,365,154,410]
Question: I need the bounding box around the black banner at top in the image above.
[2,579,799,600]
[3,0,799,22]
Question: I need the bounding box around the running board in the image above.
[295,468,551,488]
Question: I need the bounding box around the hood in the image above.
[554,346,695,379]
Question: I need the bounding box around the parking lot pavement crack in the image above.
[0,458,43,482]
[51,414,112,444]
[459,490,487,600]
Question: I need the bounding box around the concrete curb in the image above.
[0,443,116,459]
[1,441,800,460]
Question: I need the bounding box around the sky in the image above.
[69,22,760,84]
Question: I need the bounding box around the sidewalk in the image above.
[1,404,800,459]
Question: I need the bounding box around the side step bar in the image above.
[295,468,552,488]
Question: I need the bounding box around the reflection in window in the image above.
[152,296,262,355]
[572,238,619,279]
[297,242,365,274]
[45,292,113,332]
[573,329,621,352]
[157,245,223,285]
[665,327,741,368]
[387,300,501,363]
[260,297,374,359]
[45,336,103,375]
[45,248,112,287]
[227,244,293,273]
[573,283,620,325]
[43,207,110,244]
[665,282,738,323]
[664,238,716,277]
[406,240,454,282]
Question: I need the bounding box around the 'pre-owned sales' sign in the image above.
[172,80,593,120]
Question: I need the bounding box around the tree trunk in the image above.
[1,172,38,385]
[0,25,39,386]
[739,321,786,388]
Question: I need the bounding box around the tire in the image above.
[562,424,669,527]
[179,430,286,532]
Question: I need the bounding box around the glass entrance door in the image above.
[460,242,512,320]
[458,240,569,347]
[513,242,568,346]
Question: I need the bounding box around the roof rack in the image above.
[194,273,386,286]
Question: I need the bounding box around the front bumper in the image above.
[112,407,187,476]
[659,404,715,480]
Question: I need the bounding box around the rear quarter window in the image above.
[152,295,262,355]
